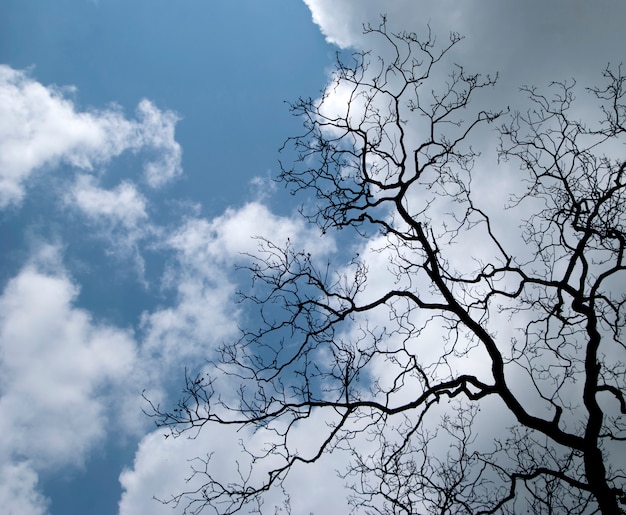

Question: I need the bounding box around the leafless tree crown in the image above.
[150,21,626,515]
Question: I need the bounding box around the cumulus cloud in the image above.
[304,0,626,90]
[119,417,354,515]
[141,201,334,367]
[0,253,137,469]
[68,174,148,229]
[0,65,182,208]
[0,246,140,512]
[303,0,462,49]
[0,463,48,515]
[168,202,334,267]
[121,202,340,512]
[64,174,153,277]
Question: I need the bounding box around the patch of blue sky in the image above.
[2,0,332,212]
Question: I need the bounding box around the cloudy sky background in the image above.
[2,1,625,513]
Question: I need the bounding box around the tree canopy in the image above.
[151,21,626,514]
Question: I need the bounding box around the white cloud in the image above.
[68,174,148,229]
[119,417,354,515]
[120,203,341,512]
[303,0,462,49]
[136,99,182,188]
[304,0,626,91]
[139,271,238,367]
[141,202,334,368]
[248,174,278,202]
[65,174,152,278]
[0,65,182,208]
[0,259,137,469]
[63,174,159,286]
[118,428,269,515]
[168,202,334,267]
[0,246,143,512]
[0,463,48,515]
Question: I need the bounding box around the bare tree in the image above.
[150,20,626,514]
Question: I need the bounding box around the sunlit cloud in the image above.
[0,66,182,208]
[68,175,148,229]
[0,463,48,515]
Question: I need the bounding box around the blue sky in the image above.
[2,1,626,514]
